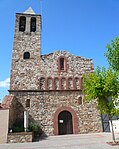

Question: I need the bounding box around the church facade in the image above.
[9,8,102,136]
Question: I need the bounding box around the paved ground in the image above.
[0,133,119,149]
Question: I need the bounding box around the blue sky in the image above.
[0,0,119,101]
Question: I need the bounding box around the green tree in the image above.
[105,37,119,72]
[83,67,119,142]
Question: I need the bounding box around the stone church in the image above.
[8,7,102,136]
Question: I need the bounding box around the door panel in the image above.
[58,111,73,135]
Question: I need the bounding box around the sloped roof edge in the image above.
[1,95,14,109]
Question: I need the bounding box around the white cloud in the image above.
[0,78,10,88]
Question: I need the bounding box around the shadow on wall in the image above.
[9,98,48,141]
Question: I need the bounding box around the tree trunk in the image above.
[109,115,116,143]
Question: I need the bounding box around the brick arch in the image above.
[53,106,79,135]
[67,77,74,90]
[53,77,60,90]
[74,77,79,89]
[60,77,66,90]
[39,77,46,90]
[46,77,53,90]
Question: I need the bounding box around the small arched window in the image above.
[58,57,67,72]
[23,52,30,59]
[30,17,36,32]
[78,96,82,105]
[19,16,26,32]
[26,99,30,108]
[60,58,65,70]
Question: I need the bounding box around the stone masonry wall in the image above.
[9,11,102,136]
[10,91,102,136]
[41,51,94,77]
[7,132,32,143]
[10,13,41,90]
[11,49,94,91]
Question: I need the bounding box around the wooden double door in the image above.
[58,111,73,135]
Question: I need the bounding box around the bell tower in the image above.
[10,7,42,90]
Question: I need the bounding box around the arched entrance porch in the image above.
[53,106,78,135]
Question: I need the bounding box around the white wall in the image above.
[109,120,119,133]
[0,109,9,144]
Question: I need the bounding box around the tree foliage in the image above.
[105,37,119,72]
[83,67,119,115]
[83,37,119,142]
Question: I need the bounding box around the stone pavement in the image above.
[0,133,119,149]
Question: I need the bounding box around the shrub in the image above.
[29,122,42,137]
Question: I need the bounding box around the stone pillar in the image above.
[26,17,30,32]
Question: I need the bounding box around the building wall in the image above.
[10,49,94,91]
[0,109,9,143]
[10,13,41,90]
[10,91,102,136]
[9,11,102,136]
[41,51,94,77]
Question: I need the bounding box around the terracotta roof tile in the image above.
[1,95,14,109]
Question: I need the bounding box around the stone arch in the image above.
[30,17,36,32]
[53,106,78,135]
[54,77,59,90]
[60,77,66,90]
[67,77,73,90]
[40,77,46,90]
[74,77,80,89]
[47,77,53,90]
[23,52,30,59]
[58,111,73,135]
[19,16,26,32]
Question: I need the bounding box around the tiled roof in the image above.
[1,95,14,109]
